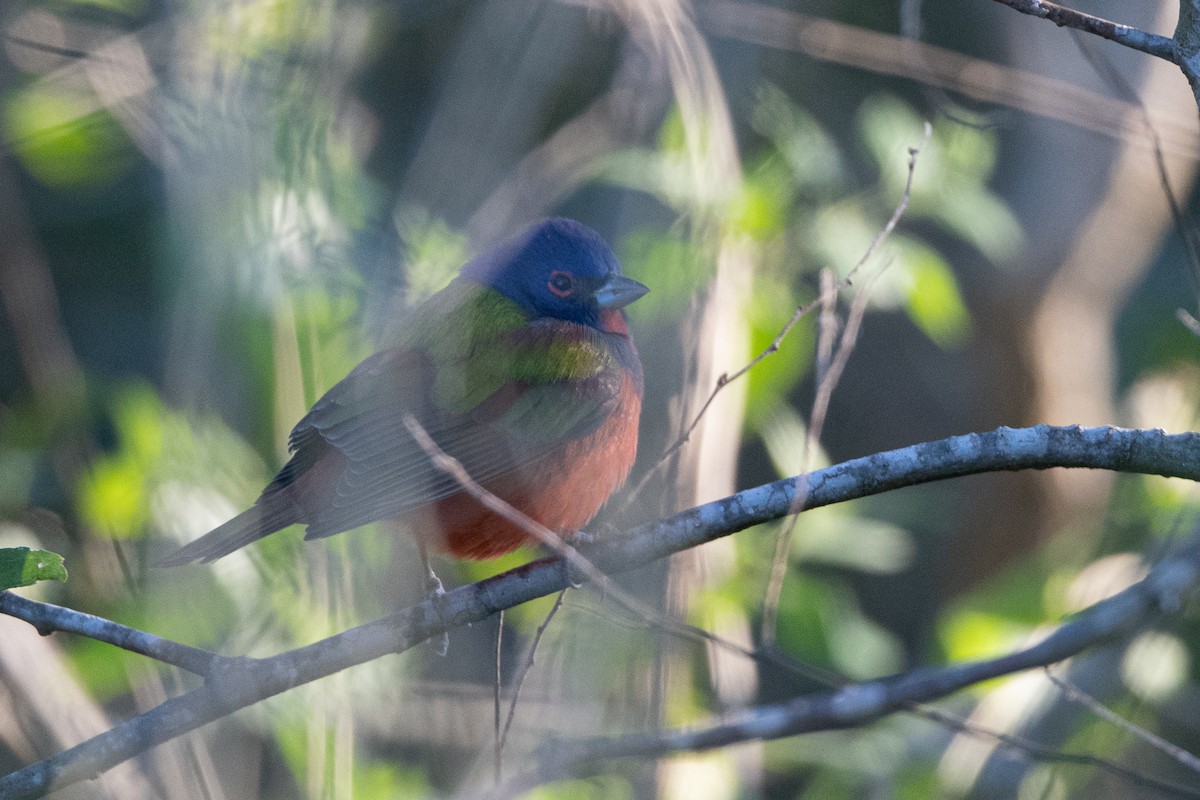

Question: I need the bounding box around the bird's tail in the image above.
[156,496,299,567]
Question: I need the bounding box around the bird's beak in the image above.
[594,274,649,309]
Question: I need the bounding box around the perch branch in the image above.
[4,425,1200,799]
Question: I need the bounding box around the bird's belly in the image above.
[426,376,641,559]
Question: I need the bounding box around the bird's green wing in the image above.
[275,280,628,540]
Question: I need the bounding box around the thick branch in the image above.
[3,425,1200,799]
[1176,0,1200,104]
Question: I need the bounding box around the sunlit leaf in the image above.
[619,229,712,321]
[3,85,132,186]
[79,457,147,539]
[939,609,1033,663]
[395,207,470,302]
[0,547,67,589]
[751,83,845,191]
[905,253,972,348]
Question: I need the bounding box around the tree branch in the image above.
[989,0,1178,63]
[500,528,1200,798]
[3,425,1200,799]
[0,591,220,677]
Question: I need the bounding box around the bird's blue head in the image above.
[461,218,648,329]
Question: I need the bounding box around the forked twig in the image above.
[1045,668,1200,776]
[625,123,932,508]
[760,123,931,645]
[498,591,567,755]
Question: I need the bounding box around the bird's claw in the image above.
[421,556,450,656]
[426,585,450,657]
[564,529,595,548]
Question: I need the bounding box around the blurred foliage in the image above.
[77,382,268,541]
[4,87,133,187]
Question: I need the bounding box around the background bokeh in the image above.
[3,1,1200,798]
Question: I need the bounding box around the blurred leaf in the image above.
[730,166,790,240]
[619,228,712,322]
[819,581,905,678]
[79,382,269,542]
[79,456,147,539]
[742,293,816,427]
[0,447,39,514]
[0,547,67,589]
[760,403,822,477]
[857,95,1022,264]
[526,777,634,800]
[793,508,915,576]
[904,251,972,348]
[938,609,1033,663]
[750,83,845,193]
[772,571,836,666]
[396,207,470,302]
[353,761,431,800]
[3,84,132,186]
[929,186,1023,264]
[1122,631,1190,702]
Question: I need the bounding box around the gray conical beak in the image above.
[594,274,649,309]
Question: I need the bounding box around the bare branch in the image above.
[499,529,1200,798]
[698,3,1199,160]
[4,425,1200,798]
[1045,668,1200,776]
[917,704,1200,800]
[988,0,1178,62]
[0,591,220,677]
[499,591,567,756]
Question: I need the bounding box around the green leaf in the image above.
[0,547,68,589]
[905,254,972,348]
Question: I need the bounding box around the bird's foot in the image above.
[569,521,622,547]
[420,549,450,657]
[424,568,446,598]
[563,529,595,548]
[426,585,450,657]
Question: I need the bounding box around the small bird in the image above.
[158,218,647,571]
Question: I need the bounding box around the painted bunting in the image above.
[158,218,647,568]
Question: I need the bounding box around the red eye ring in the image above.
[548,270,575,297]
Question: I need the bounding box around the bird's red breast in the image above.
[429,353,641,559]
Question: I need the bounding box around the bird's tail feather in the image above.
[156,497,298,567]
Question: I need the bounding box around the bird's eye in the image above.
[548,270,575,297]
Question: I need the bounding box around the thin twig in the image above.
[761,263,885,645]
[761,124,930,645]
[498,591,567,755]
[494,609,504,785]
[483,526,1200,799]
[402,414,832,684]
[988,0,1178,62]
[1045,668,1200,776]
[401,415,617,594]
[917,705,1200,800]
[626,124,932,510]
